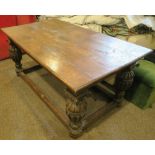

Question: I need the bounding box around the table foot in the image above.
[114,65,135,106]
[65,91,88,138]
[9,39,23,75]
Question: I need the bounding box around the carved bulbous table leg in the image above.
[114,65,135,106]
[9,39,23,75]
[65,92,87,138]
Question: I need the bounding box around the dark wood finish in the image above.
[23,65,42,74]
[65,91,88,138]
[95,83,115,100]
[2,19,152,94]
[83,101,117,130]
[144,50,155,63]
[9,39,23,75]
[114,65,135,106]
[2,19,153,138]
[101,81,115,92]
[20,72,69,128]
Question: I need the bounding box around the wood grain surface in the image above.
[2,19,152,94]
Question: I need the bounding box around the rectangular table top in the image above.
[2,19,152,94]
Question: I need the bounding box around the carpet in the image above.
[0,55,155,140]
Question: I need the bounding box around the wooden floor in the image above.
[0,55,155,140]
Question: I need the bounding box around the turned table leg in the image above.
[65,91,88,138]
[9,39,23,75]
[114,65,135,106]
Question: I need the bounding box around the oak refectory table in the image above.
[2,19,152,138]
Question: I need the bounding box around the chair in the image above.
[126,59,155,109]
